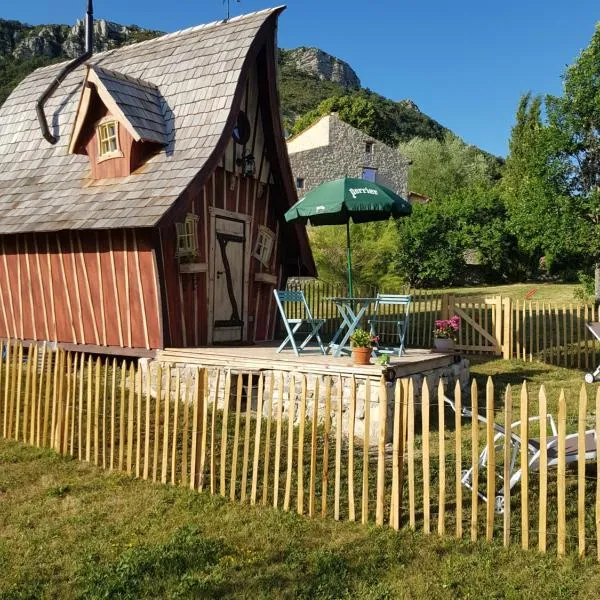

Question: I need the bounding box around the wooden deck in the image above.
[157,344,458,380]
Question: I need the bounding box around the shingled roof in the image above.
[0,6,283,234]
[69,65,168,151]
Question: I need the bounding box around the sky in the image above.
[3,0,599,157]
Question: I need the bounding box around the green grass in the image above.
[433,282,581,304]
[2,438,600,600]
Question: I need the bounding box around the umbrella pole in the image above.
[346,220,353,299]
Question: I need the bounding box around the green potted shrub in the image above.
[349,328,378,365]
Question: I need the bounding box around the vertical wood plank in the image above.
[486,377,495,541]
[390,380,401,530]
[407,378,415,530]
[136,367,142,479]
[321,376,332,518]
[230,373,243,500]
[152,364,162,481]
[557,389,567,556]
[189,369,200,489]
[161,366,171,483]
[94,358,101,466]
[437,378,446,536]
[284,375,295,512]
[118,360,126,471]
[376,377,387,527]
[362,378,371,525]
[454,380,463,539]
[251,374,265,506]
[170,369,180,485]
[77,354,85,460]
[2,342,10,439]
[273,373,284,508]
[308,377,319,518]
[198,369,209,490]
[296,375,307,515]
[240,373,252,502]
[262,373,275,506]
[578,384,587,558]
[520,381,529,550]
[22,344,32,443]
[504,384,513,548]
[538,385,547,552]
[127,363,135,475]
[422,378,431,534]
[143,364,151,480]
[14,344,23,442]
[470,379,479,542]
[209,369,220,495]
[334,375,342,521]
[220,370,232,497]
[348,375,356,522]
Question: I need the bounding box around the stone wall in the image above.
[287,114,409,198]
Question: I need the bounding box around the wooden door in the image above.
[212,215,247,343]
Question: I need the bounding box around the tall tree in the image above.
[546,23,600,299]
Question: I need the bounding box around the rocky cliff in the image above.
[280,47,360,89]
[0,18,160,60]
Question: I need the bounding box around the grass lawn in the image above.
[437,282,581,304]
[2,437,600,600]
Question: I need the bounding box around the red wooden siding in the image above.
[0,230,162,350]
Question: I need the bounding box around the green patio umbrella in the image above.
[284,177,412,297]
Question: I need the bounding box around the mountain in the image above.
[0,17,468,152]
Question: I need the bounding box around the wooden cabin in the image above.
[0,7,316,357]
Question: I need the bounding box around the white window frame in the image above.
[253,225,275,267]
[176,213,200,259]
[97,118,123,161]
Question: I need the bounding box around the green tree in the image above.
[398,133,500,200]
[545,23,600,299]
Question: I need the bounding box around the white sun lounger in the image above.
[444,395,598,513]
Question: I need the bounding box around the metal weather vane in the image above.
[223,0,241,20]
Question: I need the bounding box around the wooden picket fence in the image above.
[284,280,600,367]
[3,340,600,559]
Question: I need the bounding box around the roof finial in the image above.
[223,0,240,21]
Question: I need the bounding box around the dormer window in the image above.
[97,119,121,160]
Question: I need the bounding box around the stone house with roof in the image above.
[0,6,315,357]
[286,113,409,197]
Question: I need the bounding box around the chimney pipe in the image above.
[36,0,94,145]
[85,0,94,53]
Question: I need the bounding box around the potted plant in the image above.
[350,328,378,365]
[433,316,460,352]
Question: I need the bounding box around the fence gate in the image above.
[445,295,503,356]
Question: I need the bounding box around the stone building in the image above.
[286,113,409,197]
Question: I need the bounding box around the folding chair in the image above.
[585,322,600,383]
[368,294,411,356]
[444,394,597,513]
[273,290,326,356]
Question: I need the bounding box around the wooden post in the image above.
[284,375,295,512]
[321,376,332,518]
[229,374,242,500]
[520,381,529,550]
[15,343,23,443]
[470,379,479,542]
[538,385,547,552]
[502,297,512,359]
[422,378,430,534]
[376,377,387,527]
[220,370,231,496]
[390,380,401,530]
[119,360,127,471]
[251,374,265,506]
[306,377,319,518]
[362,379,371,525]
[209,369,220,495]
[240,372,252,502]
[296,375,307,515]
[79,355,86,460]
[407,378,415,530]
[143,364,151,480]
[485,377,495,541]
[437,378,445,536]
[455,380,463,539]
[504,384,512,548]
[262,373,275,506]
[127,363,135,475]
[152,364,162,481]
[22,344,32,443]
[557,389,567,556]
[189,369,200,489]
[348,375,356,522]
[199,369,209,490]
[273,373,284,508]
[170,369,180,485]
[136,367,142,479]
[578,384,587,558]
[334,375,342,521]
[95,358,101,466]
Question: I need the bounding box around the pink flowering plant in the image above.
[433,315,461,340]
[350,328,380,348]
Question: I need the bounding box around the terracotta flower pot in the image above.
[351,346,372,365]
[433,337,455,352]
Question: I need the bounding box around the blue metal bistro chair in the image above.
[273,290,326,356]
[368,294,412,356]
